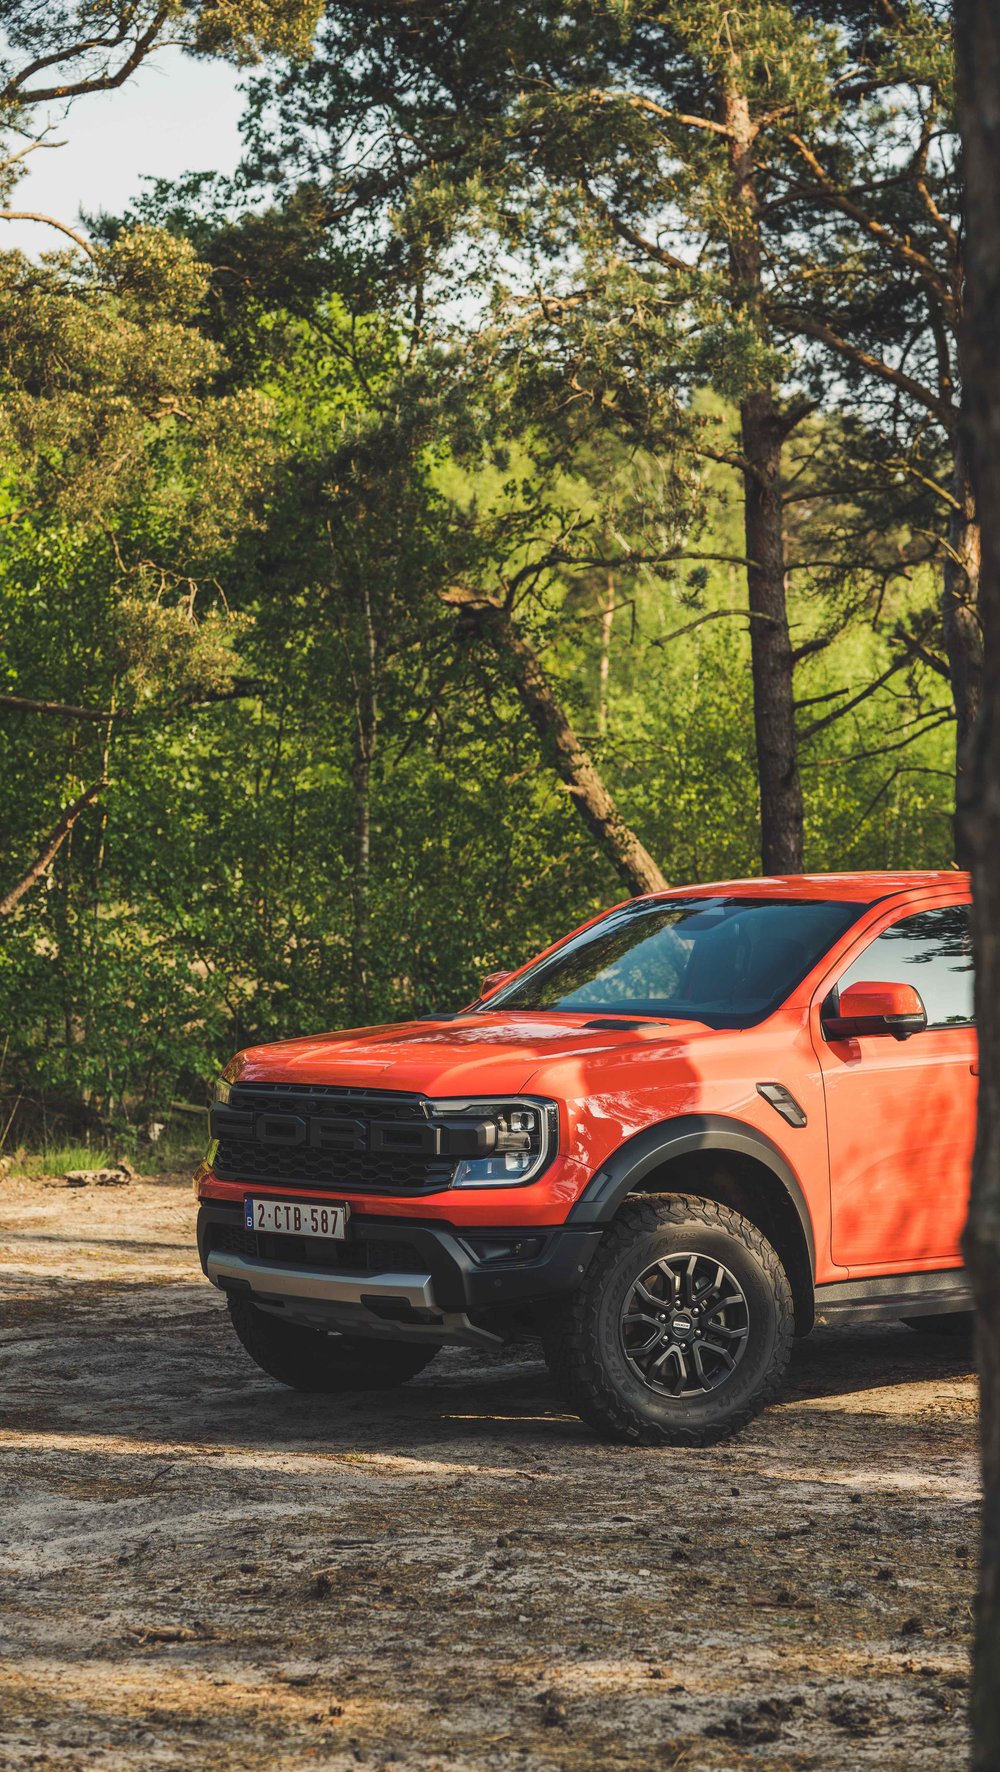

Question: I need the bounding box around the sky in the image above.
[4,50,247,255]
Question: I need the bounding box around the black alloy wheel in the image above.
[620,1250,750,1397]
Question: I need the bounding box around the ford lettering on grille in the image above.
[209,1085,456,1196]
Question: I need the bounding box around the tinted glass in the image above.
[838,903,974,1028]
[485,897,864,1028]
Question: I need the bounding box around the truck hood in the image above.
[231,1011,715,1098]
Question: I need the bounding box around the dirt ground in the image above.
[0,1172,979,1771]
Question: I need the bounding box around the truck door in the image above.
[815,899,976,1270]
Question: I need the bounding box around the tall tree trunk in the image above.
[953,5,1000,1768]
[740,392,804,873]
[444,590,667,897]
[723,86,805,875]
[349,585,378,1021]
[943,437,984,862]
[597,571,615,736]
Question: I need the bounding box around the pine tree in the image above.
[240,0,907,873]
[771,1,975,832]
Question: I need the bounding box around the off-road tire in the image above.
[901,1312,975,1337]
[542,1194,795,1446]
[227,1295,440,1392]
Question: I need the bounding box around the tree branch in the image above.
[3,25,134,95]
[781,132,956,311]
[0,782,105,918]
[648,607,780,648]
[891,631,953,680]
[0,692,114,721]
[796,656,914,741]
[596,89,736,140]
[0,210,98,262]
[801,713,955,767]
[770,307,955,431]
[11,9,171,107]
[0,681,263,724]
[579,177,694,274]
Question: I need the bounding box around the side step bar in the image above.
[814,1267,974,1326]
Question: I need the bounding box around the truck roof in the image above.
[646,871,967,904]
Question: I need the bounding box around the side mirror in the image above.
[822,979,927,1042]
[480,968,514,999]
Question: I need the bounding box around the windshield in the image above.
[482,896,865,1029]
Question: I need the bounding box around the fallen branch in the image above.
[442,589,667,896]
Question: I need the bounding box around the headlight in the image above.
[429,1097,558,1187]
[212,1076,232,1106]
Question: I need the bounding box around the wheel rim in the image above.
[619,1250,750,1397]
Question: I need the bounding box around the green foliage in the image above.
[0,1,320,124]
[0,235,955,1132]
[0,4,964,1143]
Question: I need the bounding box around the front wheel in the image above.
[227,1295,440,1392]
[542,1194,795,1447]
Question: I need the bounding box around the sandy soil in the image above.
[0,1172,978,1771]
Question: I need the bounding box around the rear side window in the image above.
[838,904,974,1028]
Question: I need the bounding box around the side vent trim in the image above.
[756,1083,808,1129]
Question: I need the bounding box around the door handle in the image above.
[971,1061,979,1076]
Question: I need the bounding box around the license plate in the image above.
[244,1196,350,1240]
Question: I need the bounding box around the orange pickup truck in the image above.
[197,872,976,1444]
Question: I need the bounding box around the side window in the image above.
[838,903,974,1029]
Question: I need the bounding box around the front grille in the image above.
[212,1083,456,1197]
[211,1222,423,1272]
[213,1141,452,1194]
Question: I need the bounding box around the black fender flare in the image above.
[566,1113,816,1281]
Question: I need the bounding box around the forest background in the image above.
[0,0,972,1158]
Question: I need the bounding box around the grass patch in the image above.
[4,1142,113,1179]
[1,1123,207,1179]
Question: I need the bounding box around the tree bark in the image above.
[0,782,105,917]
[740,392,804,874]
[445,591,667,897]
[953,5,1000,1768]
[597,571,615,736]
[942,437,984,860]
[349,584,378,1021]
[723,87,805,876]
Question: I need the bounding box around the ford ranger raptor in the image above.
[196,872,976,1444]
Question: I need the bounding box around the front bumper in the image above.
[197,1201,602,1345]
